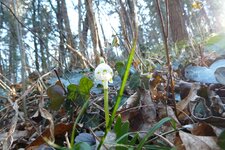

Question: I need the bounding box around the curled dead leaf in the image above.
[118,88,156,131]
[39,107,55,143]
[191,123,216,136]
[26,123,73,148]
[179,131,220,150]
[177,83,200,112]
[3,102,19,150]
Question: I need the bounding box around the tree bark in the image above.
[13,0,27,117]
[168,0,188,43]
[78,0,85,56]
[81,13,89,58]
[32,0,39,71]
[118,0,131,54]
[62,0,87,69]
[56,0,66,68]
[85,0,100,65]
[8,18,17,83]
[0,51,3,80]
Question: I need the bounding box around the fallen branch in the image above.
[66,44,95,69]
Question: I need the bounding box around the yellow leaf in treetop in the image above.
[192,1,203,10]
[112,35,119,47]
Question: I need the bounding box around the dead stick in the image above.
[66,43,95,69]
[155,0,177,117]
[53,69,67,94]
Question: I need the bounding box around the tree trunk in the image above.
[8,12,17,83]
[81,13,89,58]
[168,0,188,43]
[85,0,100,65]
[13,0,27,117]
[40,41,47,71]
[32,0,39,71]
[78,0,85,56]
[0,51,3,80]
[62,0,83,69]
[56,0,66,68]
[118,0,131,55]
[118,0,143,66]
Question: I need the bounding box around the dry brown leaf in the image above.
[178,80,192,99]
[139,88,156,123]
[3,102,19,150]
[177,83,200,111]
[174,133,185,150]
[179,131,220,150]
[149,71,166,101]
[117,92,139,121]
[191,123,216,136]
[167,106,180,125]
[192,115,225,128]
[39,107,55,143]
[211,125,224,137]
[118,88,156,131]
[27,123,73,148]
[0,130,28,142]
[189,95,225,127]
[118,92,139,110]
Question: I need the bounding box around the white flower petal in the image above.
[94,63,113,89]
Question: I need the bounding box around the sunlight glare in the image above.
[214,2,225,30]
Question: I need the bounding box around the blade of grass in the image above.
[137,117,172,150]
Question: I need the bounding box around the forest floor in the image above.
[1,52,225,150]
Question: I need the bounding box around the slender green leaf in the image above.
[129,133,139,146]
[114,115,130,150]
[143,145,172,150]
[70,100,90,148]
[137,117,172,150]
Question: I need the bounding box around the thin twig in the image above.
[66,43,95,69]
[175,107,195,124]
[0,79,14,94]
[154,132,175,147]
[155,0,177,117]
[65,132,71,149]
[53,69,67,94]
[0,73,12,85]
[89,128,108,150]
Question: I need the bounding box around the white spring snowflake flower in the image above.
[94,63,113,89]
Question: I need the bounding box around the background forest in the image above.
[0,0,224,83]
[1,0,225,149]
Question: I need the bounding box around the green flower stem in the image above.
[97,38,137,150]
[70,100,89,148]
[104,88,109,127]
